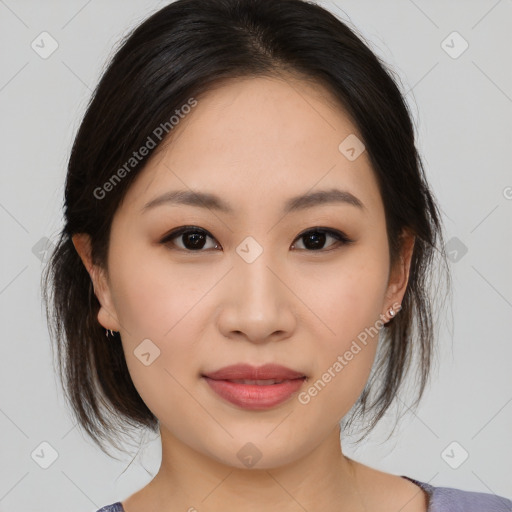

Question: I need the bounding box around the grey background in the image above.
[0,0,511,510]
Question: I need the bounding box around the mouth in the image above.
[201,364,306,410]
[202,362,306,381]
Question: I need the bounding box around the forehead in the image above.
[120,76,382,217]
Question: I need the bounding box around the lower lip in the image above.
[203,377,305,410]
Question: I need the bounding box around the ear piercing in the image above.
[388,304,401,319]
[105,329,117,337]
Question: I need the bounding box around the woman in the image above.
[42,0,512,510]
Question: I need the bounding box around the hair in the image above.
[42,0,451,457]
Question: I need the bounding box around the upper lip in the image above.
[202,363,305,381]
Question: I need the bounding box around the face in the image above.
[74,75,412,469]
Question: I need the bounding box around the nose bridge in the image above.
[235,242,282,316]
[218,238,295,342]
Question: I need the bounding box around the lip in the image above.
[202,363,306,410]
[203,363,305,381]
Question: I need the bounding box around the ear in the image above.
[383,230,415,314]
[71,233,121,332]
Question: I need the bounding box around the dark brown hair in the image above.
[42,0,451,457]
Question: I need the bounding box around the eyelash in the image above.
[159,225,355,253]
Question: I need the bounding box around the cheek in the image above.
[107,242,215,393]
[300,249,389,339]
[296,250,389,411]
[110,266,207,425]
[108,241,208,340]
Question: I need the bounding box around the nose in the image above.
[216,250,297,345]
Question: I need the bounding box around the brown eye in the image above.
[292,228,354,251]
[160,227,219,251]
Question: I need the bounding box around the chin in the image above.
[201,433,312,471]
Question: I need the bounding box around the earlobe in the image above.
[71,233,121,332]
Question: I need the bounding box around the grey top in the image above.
[95,476,512,511]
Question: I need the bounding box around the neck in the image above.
[144,424,367,512]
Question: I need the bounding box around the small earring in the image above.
[388,304,401,318]
[105,328,116,337]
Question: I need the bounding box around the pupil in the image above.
[304,232,325,250]
[185,232,205,250]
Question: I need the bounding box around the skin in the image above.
[73,75,427,511]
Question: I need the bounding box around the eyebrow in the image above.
[141,188,365,215]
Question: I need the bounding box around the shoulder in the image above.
[403,477,512,512]
[95,503,124,512]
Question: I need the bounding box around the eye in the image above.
[291,228,354,251]
[160,226,219,251]
[159,226,354,252]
